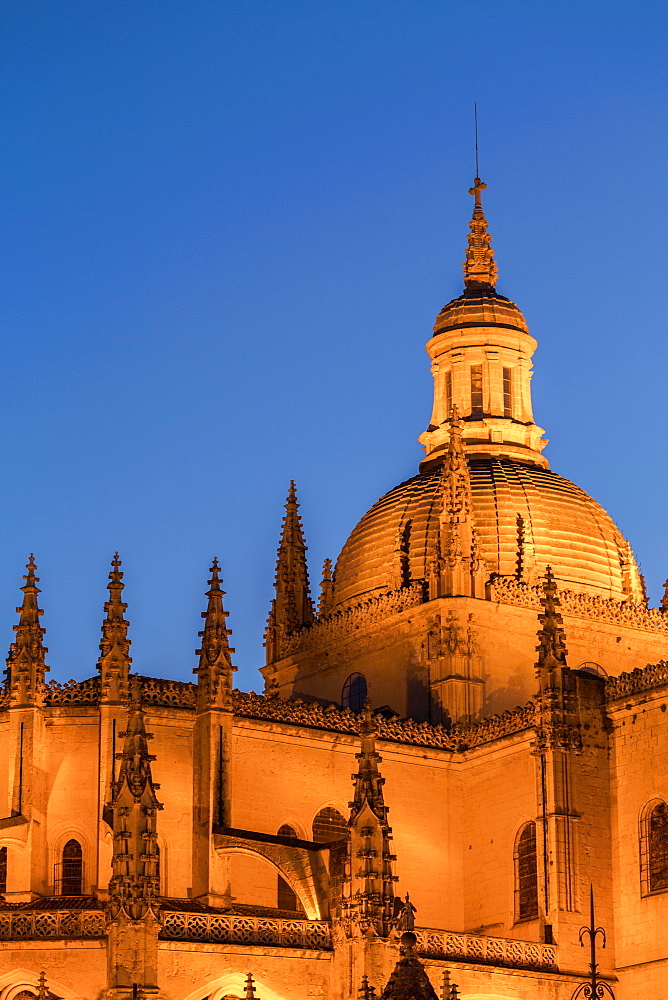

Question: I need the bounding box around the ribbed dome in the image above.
[333,456,640,610]
[434,286,529,335]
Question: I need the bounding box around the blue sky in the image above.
[1,0,667,690]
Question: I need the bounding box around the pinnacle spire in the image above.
[318,558,334,617]
[98,553,131,702]
[8,555,49,706]
[661,578,668,614]
[265,481,314,664]
[535,566,568,673]
[428,410,487,600]
[463,176,498,289]
[350,701,389,826]
[108,675,162,917]
[533,568,581,753]
[194,558,237,711]
[114,676,161,803]
[345,701,397,935]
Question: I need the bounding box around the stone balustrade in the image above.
[0,908,105,940]
[415,927,557,971]
[159,911,331,951]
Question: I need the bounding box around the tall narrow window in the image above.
[444,370,453,417]
[0,846,7,896]
[515,822,538,920]
[59,839,83,895]
[503,367,513,417]
[312,808,348,914]
[470,365,483,418]
[649,802,668,892]
[276,824,304,912]
[342,673,367,713]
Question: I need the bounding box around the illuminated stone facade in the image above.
[1,182,668,1000]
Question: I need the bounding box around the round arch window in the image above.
[342,672,367,713]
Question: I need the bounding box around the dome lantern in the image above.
[419,178,548,471]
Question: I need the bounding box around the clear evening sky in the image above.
[1,1,666,690]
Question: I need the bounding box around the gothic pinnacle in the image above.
[440,407,472,520]
[108,674,162,916]
[9,554,49,704]
[535,566,568,673]
[114,675,161,802]
[194,558,236,710]
[15,555,46,644]
[318,558,334,617]
[98,553,131,701]
[267,481,314,648]
[350,700,388,825]
[463,176,498,289]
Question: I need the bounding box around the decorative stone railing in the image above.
[0,908,105,940]
[606,660,668,702]
[488,577,668,634]
[43,676,101,706]
[159,911,331,950]
[415,927,557,971]
[137,675,197,709]
[279,582,427,657]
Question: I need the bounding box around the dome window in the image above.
[470,365,483,418]
[503,367,513,418]
[342,672,367,713]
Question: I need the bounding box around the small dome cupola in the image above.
[419,178,548,471]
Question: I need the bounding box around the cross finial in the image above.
[463,176,497,287]
[469,176,487,208]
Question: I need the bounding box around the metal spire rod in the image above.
[474,102,479,178]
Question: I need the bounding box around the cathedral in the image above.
[1,177,667,1000]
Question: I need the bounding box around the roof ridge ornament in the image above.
[463,176,498,289]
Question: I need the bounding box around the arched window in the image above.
[312,808,348,913]
[642,800,668,894]
[59,839,83,895]
[276,824,304,913]
[515,822,538,921]
[342,673,367,713]
[0,846,6,896]
[312,807,348,844]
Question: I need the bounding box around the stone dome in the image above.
[433,286,529,336]
[332,456,642,611]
